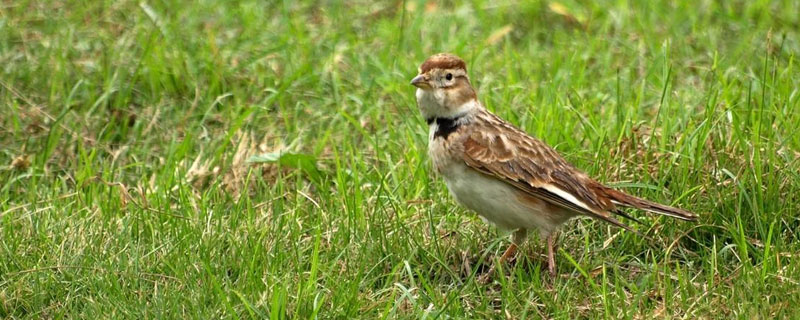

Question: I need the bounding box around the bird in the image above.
[410,53,697,277]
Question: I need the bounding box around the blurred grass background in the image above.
[1,0,799,318]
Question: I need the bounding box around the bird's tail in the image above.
[602,188,698,221]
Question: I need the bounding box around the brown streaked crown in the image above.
[419,53,467,74]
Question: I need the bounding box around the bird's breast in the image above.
[427,122,457,174]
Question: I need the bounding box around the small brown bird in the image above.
[411,53,697,276]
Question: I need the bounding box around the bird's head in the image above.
[411,53,479,119]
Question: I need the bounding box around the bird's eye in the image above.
[446,73,453,80]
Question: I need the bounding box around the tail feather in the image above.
[611,208,645,225]
[603,188,698,221]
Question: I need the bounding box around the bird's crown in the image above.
[419,53,466,74]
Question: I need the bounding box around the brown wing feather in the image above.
[458,111,637,233]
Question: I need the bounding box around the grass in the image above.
[1,0,799,318]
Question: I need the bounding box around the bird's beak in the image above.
[410,74,428,88]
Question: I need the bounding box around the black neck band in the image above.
[426,115,463,140]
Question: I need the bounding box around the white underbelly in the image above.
[440,162,563,234]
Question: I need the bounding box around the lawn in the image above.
[1,0,799,318]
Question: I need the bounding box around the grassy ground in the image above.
[2,0,799,318]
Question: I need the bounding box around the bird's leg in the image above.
[502,228,527,264]
[480,244,515,283]
[546,232,557,276]
[498,243,518,264]
[479,229,527,283]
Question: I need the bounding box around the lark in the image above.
[411,53,697,276]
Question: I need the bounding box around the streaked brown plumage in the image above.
[411,53,697,277]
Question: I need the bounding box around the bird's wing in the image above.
[458,113,636,232]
